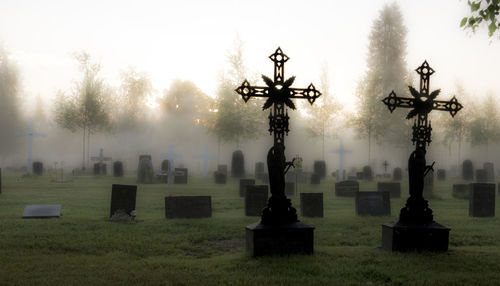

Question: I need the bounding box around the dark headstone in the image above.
[165,196,212,218]
[93,163,101,176]
[381,222,450,252]
[313,160,326,179]
[239,179,255,198]
[214,171,226,184]
[217,164,228,175]
[393,167,402,181]
[462,160,474,181]
[377,182,401,198]
[469,183,495,217]
[285,182,295,197]
[300,193,323,217]
[137,155,154,184]
[452,184,470,199]
[423,170,434,196]
[310,173,320,185]
[484,162,495,182]
[355,192,390,216]
[33,161,43,176]
[22,204,61,218]
[174,168,188,184]
[245,185,268,216]
[231,150,245,178]
[476,169,488,183]
[356,172,363,180]
[254,162,265,180]
[437,169,446,181]
[113,161,124,177]
[362,166,372,181]
[246,222,314,256]
[161,160,171,172]
[109,184,137,217]
[335,180,359,197]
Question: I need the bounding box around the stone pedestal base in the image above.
[246,221,314,256]
[381,221,450,252]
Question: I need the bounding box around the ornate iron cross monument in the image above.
[382,61,463,224]
[236,47,321,224]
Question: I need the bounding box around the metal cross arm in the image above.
[235,80,322,106]
[382,90,463,118]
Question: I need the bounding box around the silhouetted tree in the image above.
[352,3,408,164]
[53,52,111,169]
[466,92,500,154]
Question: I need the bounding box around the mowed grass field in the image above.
[1,171,500,286]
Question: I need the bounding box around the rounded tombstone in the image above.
[113,161,124,177]
[393,167,402,181]
[231,150,245,178]
[137,155,154,184]
[362,165,373,181]
[32,161,43,176]
[462,160,474,181]
[161,159,170,173]
[254,162,265,180]
[313,160,327,179]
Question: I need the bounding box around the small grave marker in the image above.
[22,204,61,218]
[469,183,495,217]
[355,192,390,216]
[462,160,474,181]
[214,171,226,184]
[484,162,495,182]
[239,179,255,198]
[313,160,326,179]
[335,180,359,197]
[245,185,268,216]
[300,193,323,217]
[174,168,188,184]
[109,184,137,218]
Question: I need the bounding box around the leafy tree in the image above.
[466,92,500,153]
[461,0,500,37]
[352,3,408,164]
[53,52,111,169]
[0,46,22,157]
[115,67,153,130]
[304,64,342,159]
[208,38,264,148]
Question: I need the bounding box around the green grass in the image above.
[1,172,499,285]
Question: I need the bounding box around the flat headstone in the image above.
[484,162,495,182]
[310,173,320,185]
[393,167,402,181]
[476,169,488,183]
[437,169,446,181]
[285,182,295,197]
[335,180,359,197]
[109,184,137,217]
[462,160,474,181]
[245,185,268,216]
[254,162,265,180]
[313,160,326,179]
[174,168,188,184]
[214,171,226,184]
[33,162,43,176]
[239,179,255,198]
[217,164,228,175]
[113,161,124,177]
[231,150,245,178]
[300,193,323,217]
[137,155,154,184]
[355,192,390,216]
[377,182,401,198]
[452,184,470,199]
[362,166,372,181]
[469,183,495,217]
[165,196,212,218]
[22,204,61,218]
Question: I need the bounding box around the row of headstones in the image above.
[462,160,495,182]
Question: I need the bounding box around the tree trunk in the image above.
[87,127,91,169]
[368,128,372,165]
[82,126,86,170]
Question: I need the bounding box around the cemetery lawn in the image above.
[1,172,500,286]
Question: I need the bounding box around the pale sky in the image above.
[1,0,499,113]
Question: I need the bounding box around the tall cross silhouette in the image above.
[235,47,321,148]
[16,119,47,174]
[382,61,462,151]
[193,144,216,177]
[329,138,352,181]
[160,144,183,170]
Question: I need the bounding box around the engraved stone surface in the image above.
[22,204,61,218]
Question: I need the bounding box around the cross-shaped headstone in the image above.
[329,138,352,181]
[235,47,321,224]
[16,119,47,174]
[193,144,216,177]
[382,61,463,224]
[382,160,389,173]
[91,148,112,164]
[160,144,183,171]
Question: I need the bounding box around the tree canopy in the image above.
[461,0,500,37]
